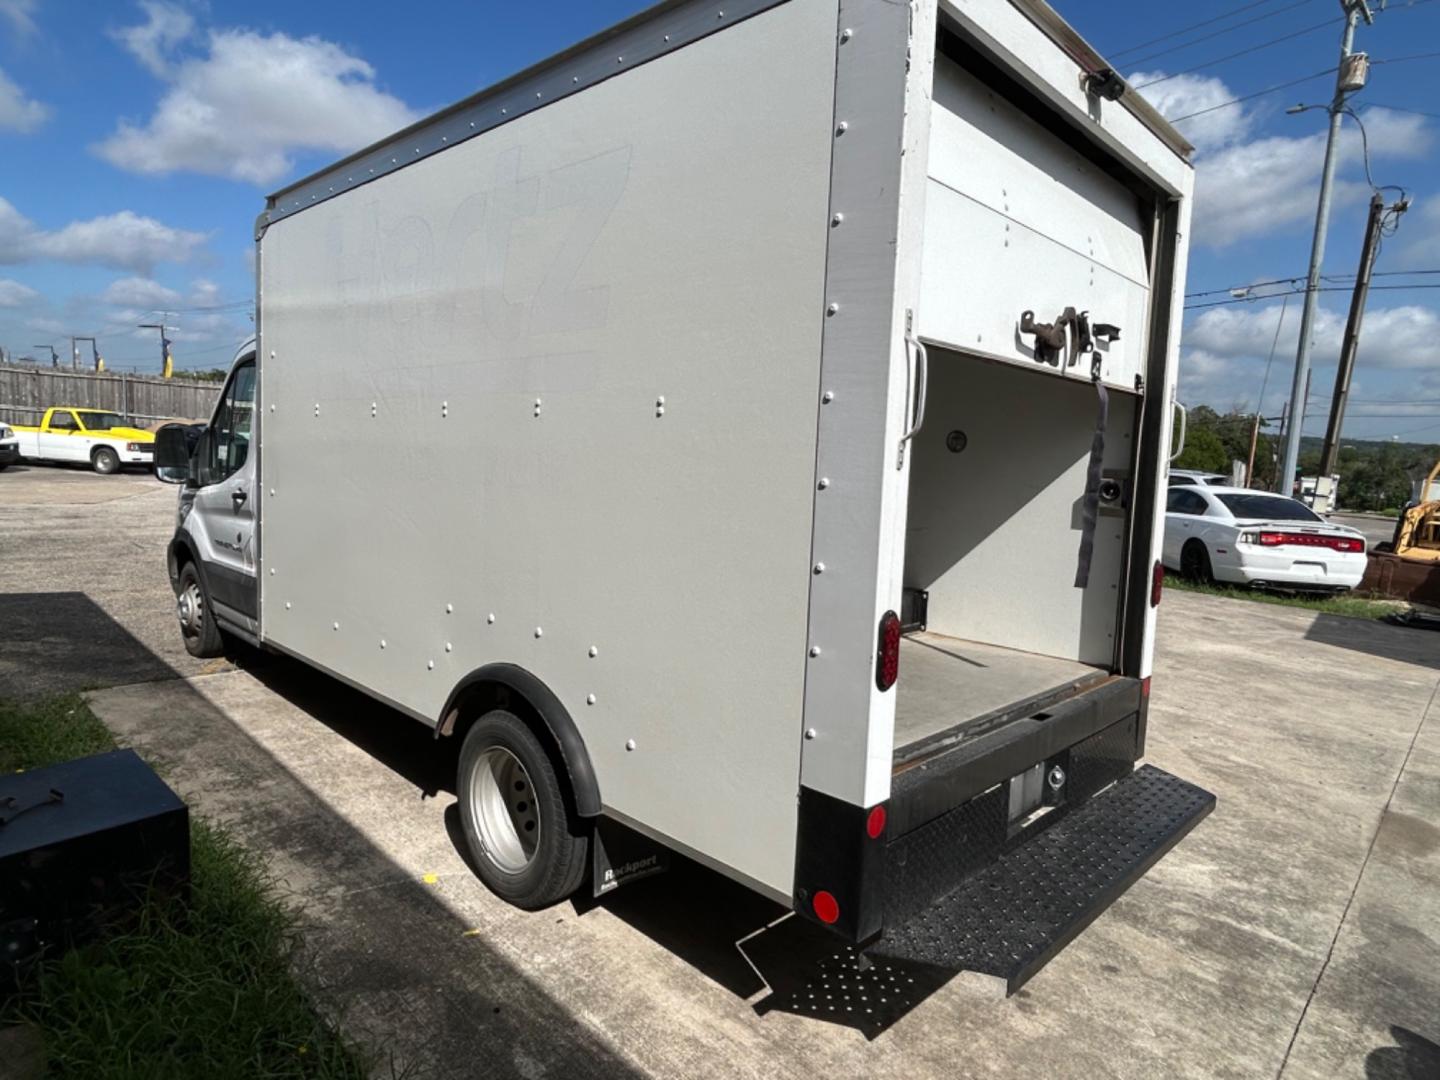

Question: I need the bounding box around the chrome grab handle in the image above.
[1170,400,1188,463]
[896,324,928,470]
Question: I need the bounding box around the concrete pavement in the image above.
[0,463,232,697]
[3,466,1438,1078]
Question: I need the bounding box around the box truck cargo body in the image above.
[159,0,1214,992]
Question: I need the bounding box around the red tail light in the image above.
[1151,560,1163,607]
[866,804,887,839]
[1252,531,1363,553]
[1141,675,1152,699]
[876,610,901,691]
[812,890,840,924]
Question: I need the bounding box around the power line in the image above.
[1120,0,1319,67]
[1187,269,1440,299]
[1152,4,1438,124]
[1134,16,1341,90]
[1167,66,1337,122]
[1108,0,1299,59]
[1373,49,1440,65]
[1184,283,1440,310]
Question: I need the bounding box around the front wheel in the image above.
[92,446,120,474]
[176,562,225,658]
[457,710,589,909]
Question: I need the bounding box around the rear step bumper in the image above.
[867,764,1214,994]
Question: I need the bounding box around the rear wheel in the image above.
[457,709,589,909]
[1180,539,1213,584]
[176,562,225,658]
[92,446,120,474]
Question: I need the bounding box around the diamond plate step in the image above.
[868,764,1214,994]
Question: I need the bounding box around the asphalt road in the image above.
[3,464,1438,1079]
[1331,513,1399,549]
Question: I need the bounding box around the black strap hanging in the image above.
[1075,351,1109,589]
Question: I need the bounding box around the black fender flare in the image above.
[438,663,601,818]
[167,530,203,594]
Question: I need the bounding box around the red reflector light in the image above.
[1151,560,1163,607]
[876,610,901,691]
[866,804,887,839]
[1141,675,1152,699]
[813,890,840,924]
[1255,531,1363,553]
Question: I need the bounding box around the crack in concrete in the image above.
[1275,671,1440,1078]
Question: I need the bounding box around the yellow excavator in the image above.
[1394,459,1440,562]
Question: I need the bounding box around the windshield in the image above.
[79,412,126,431]
[1217,493,1322,523]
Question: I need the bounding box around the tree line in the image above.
[1172,405,1437,513]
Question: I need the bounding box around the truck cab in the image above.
[156,343,259,652]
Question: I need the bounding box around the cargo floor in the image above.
[894,632,1105,764]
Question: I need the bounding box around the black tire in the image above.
[92,446,120,474]
[1180,539,1213,584]
[457,710,589,909]
[176,561,225,658]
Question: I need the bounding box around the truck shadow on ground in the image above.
[1304,612,1440,671]
[242,649,961,1039]
[2,591,185,695]
[1366,1025,1440,1079]
[1,594,646,1080]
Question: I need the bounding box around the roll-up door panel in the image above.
[919,54,1151,390]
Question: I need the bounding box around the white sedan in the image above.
[1163,485,1367,592]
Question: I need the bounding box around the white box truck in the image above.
[155,0,1214,993]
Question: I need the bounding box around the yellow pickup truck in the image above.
[11,407,156,474]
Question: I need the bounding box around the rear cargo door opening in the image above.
[895,22,1155,766]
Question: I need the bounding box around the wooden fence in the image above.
[0,363,222,427]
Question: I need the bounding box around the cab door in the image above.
[189,358,258,629]
[38,410,86,461]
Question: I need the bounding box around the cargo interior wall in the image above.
[903,351,1135,667]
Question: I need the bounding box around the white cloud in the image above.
[97,14,419,185]
[111,1,194,78]
[1135,69,1432,248]
[101,276,182,307]
[1185,300,1440,373]
[1129,71,1253,154]
[0,195,207,272]
[0,0,36,37]
[0,278,38,307]
[0,66,49,132]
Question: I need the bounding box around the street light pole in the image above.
[1278,0,1373,494]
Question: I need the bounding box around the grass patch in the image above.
[0,693,115,773]
[1,696,375,1079]
[1165,573,1406,620]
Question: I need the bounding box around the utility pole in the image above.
[138,320,175,378]
[1319,192,1406,475]
[74,336,102,373]
[1278,0,1374,492]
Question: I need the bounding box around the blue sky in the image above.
[0,0,1437,440]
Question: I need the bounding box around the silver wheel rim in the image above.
[177,581,204,639]
[470,747,540,874]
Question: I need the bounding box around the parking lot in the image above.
[3,463,1438,1079]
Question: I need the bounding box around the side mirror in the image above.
[153,423,193,485]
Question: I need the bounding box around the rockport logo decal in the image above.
[601,854,660,891]
[592,825,669,898]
